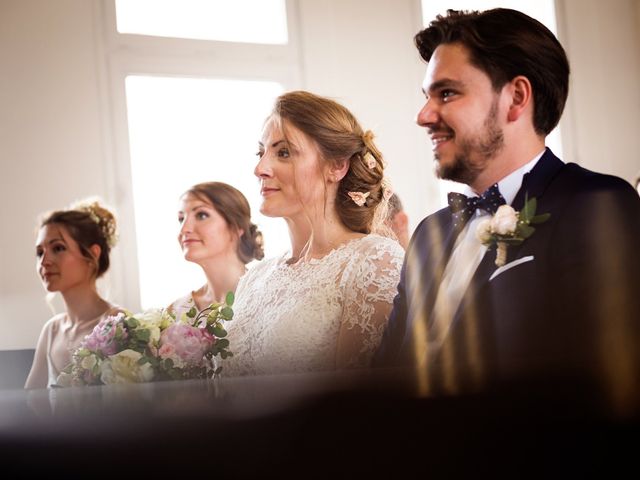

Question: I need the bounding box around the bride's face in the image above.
[255,118,329,220]
[177,193,238,264]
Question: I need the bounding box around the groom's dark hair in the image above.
[415,8,570,136]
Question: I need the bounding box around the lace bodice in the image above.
[219,234,404,377]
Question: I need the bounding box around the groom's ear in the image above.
[506,75,533,123]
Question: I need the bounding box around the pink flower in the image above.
[82,313,127,356]
[348,191,370,207]
[159,324,213,367]
[158,343,176,359]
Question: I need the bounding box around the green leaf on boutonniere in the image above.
[519,223,536,239]
[519,196,551,225]
[520,196,537,222]
[530,213,551,224]
[186,306,197,319]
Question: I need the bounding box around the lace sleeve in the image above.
[336,238,404,368]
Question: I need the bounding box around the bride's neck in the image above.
[286,217,312,259]
[287,212,361,261]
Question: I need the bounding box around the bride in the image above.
[220,91,404,377]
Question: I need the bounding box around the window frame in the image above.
[98,0,302,312]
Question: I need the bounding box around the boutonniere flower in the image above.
[476,196,550,266]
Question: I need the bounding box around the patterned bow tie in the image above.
[448,183,506,228]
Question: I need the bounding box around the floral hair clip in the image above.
[381,179,393,200]
[87,210,101,226]
[363,152,377,170]
[348,191,370,207]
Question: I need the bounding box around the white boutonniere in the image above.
[476,196,550,266]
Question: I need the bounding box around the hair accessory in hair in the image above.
[363,152,376,170]
[382,179,394,201]
[87,210,101,225]
[72,198,118,248]
[348,191,370,207]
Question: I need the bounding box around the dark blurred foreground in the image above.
[1,368,638,478]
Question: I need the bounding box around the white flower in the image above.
[100,349,154,384]
[475,218,493,244]
[134,308,171,343]
[133,308,165,327]
[490,204,518,235]
[80,354,98,370]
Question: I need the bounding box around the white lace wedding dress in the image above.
[219,234,404,377]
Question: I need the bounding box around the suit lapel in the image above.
[512,148,564,210]
[404,209,463,359]
[407,212,459,314]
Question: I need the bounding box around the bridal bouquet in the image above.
[56,293,235,387]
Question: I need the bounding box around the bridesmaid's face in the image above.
[35,224,96,293]
[255,118,329,221]
[177,194,238,265]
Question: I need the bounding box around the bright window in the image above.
[125,76,287,309]
[115,0,288,44]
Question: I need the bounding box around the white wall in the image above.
[557,0,640,182]
[297,0,437,230]
[1,0,639,350]
[0,0,114,349]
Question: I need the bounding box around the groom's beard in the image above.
[435,99,504,186]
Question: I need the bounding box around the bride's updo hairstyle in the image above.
[271,90,390,234]
[183,182,264,264]
[39,198,118,278]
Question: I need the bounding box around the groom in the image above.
[374,9,640,399]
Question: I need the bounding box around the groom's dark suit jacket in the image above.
[374,149,640,397]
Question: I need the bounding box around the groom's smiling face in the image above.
[417,42,506,186]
